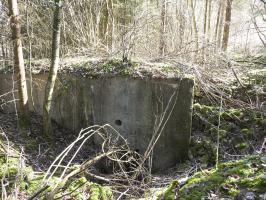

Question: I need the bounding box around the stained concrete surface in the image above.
[0,73,194,171]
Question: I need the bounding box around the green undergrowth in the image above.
[191,103,265,166]
[0,142,112,199]
[159,155,266,200]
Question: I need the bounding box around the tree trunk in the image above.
[159,0,167,56]
[8,0,30,134]
[202,0,209,60]
[106,0,114,53]
[121,0,128,61]
[217,0,226,48]
[43,0,62,137]
[1,0,5,66]
[214,1,221,42]
[207,0,212,43]
[1,36,5,67]
[176,0,185,51]
[189,0,199,52]
[203,0,209,36]
[222,0,233,51]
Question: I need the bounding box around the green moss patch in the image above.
[191,103,265,166]
[0,57,183,79]
[159,155,266,200]
[0,143,112,199]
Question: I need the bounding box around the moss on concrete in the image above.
[0,57,183,79]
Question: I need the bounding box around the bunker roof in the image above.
[0,57,193,79]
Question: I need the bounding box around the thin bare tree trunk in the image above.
[204,0,209,36]
[1,36,5,67]
[26,0,35,112]
[121,0,128,61]
[189,0,199,52]
[8,0,30,134]
[159,0,167,56]
[222,0,233,51]
[176,0,185,51]
[188,0,199,61]
[217,0,226,48]
[207,0,212,43]
[43,0,62,136]
[202,0,209,60]
[1,0,6,68]
[214,1,221,42]
[106,0,114,53]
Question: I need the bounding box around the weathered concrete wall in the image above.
[0,74,194,171]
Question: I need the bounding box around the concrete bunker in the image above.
[0,61,194,171]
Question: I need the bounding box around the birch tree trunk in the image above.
[8,0,30,134]
[222,0,233,51]
[43,0,62,136]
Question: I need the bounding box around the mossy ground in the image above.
[159,155,266,200]
[172,70,266,199]
[0,142,113,199]
[191,103,265,167]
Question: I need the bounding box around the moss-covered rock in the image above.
[159,155,266,200]
[89,183,113,200]
[65,177,113,200]
[190,136,216,166]
[158,180,179,200]
[192,103,265,166]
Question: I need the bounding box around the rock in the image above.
[235,190,256,200]
[259,193,266,200]
[245,192,256,200]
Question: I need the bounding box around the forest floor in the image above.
[0,112,94,171]
[0,102,265,199]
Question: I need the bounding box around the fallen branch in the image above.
[27,185,50,200]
